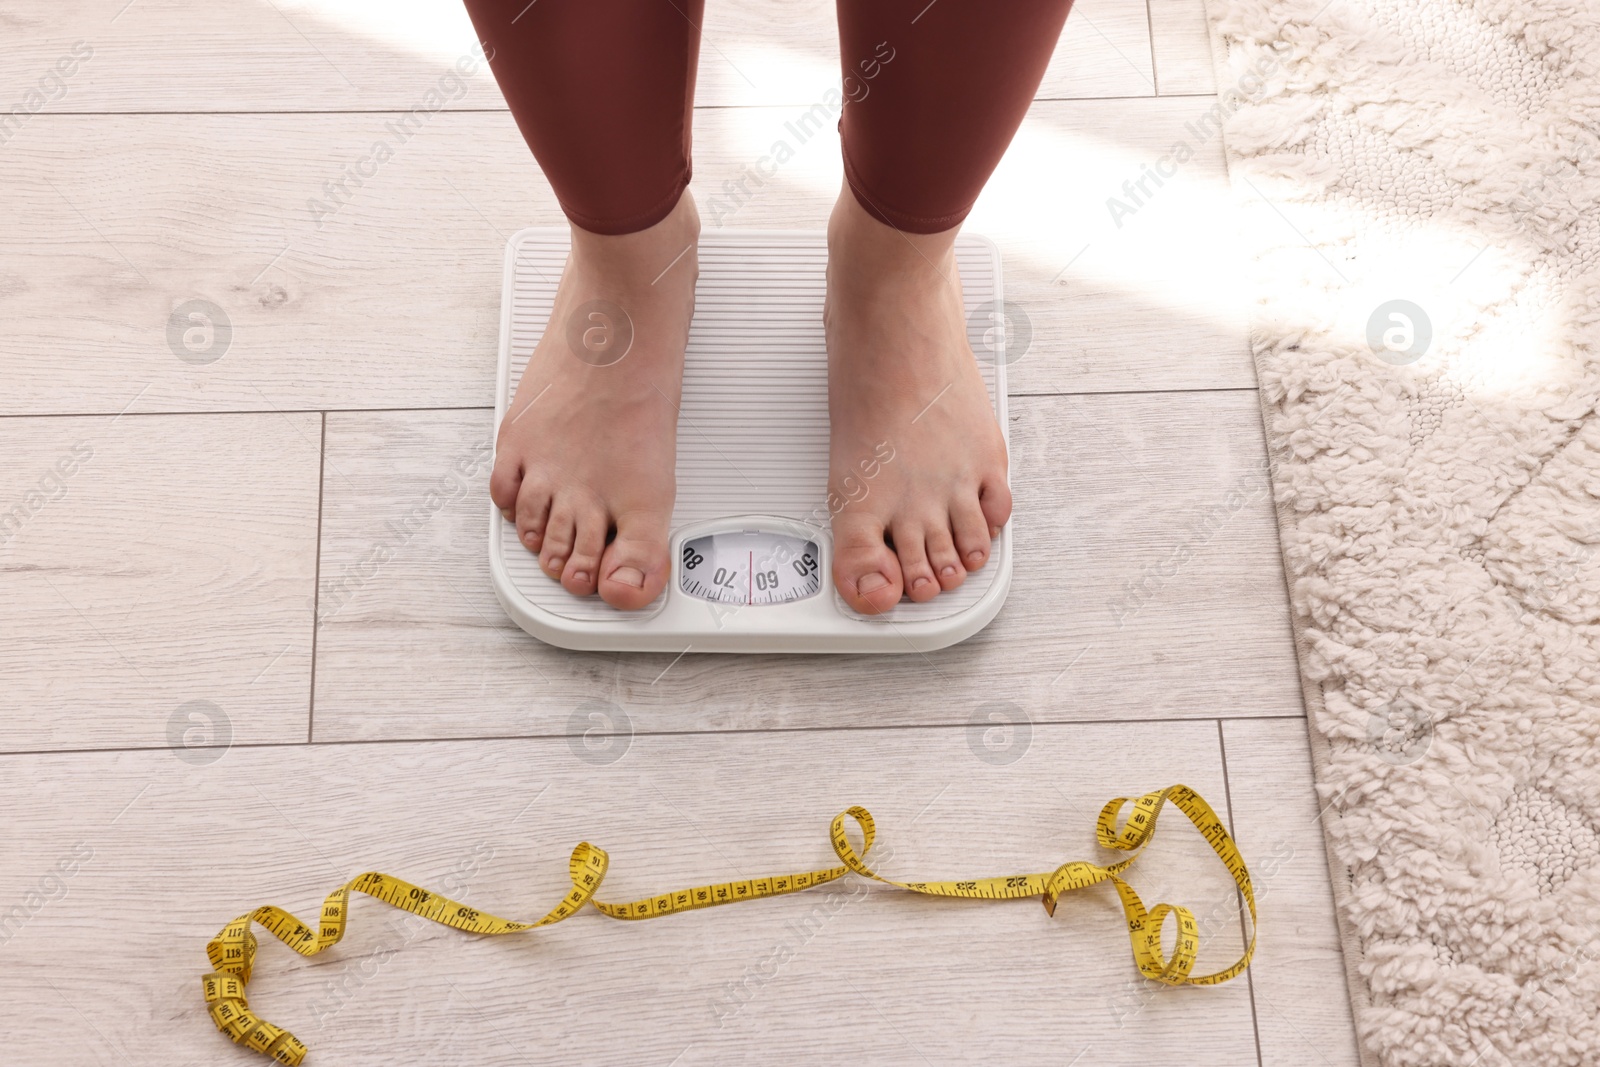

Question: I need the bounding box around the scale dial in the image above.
[678,530,821,605]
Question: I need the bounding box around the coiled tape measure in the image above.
[203,784,1256,1063]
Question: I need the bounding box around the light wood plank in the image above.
[0,721,1256,1064]
[0,99,1251,421]
[1043,0,1157,99]
[0,0,500,114]
[5,0,1148,115]
[309,393,1298,742]
[1222,719,1361,1067]
[0,111,551,419]
[1150,0,1219,96]
[973,98,1253,396]
[701,0,1157,105]
[0,413,319,751]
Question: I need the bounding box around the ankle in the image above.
[827,185,957,283]
[568,190,701,286]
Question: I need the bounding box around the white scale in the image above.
[489,229,1012,654]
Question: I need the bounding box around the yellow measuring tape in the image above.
[203,784,1255,1064]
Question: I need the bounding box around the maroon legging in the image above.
[460,0,1075,236]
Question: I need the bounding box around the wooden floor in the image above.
[0,2,1359,1064]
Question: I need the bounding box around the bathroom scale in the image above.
[489,228,1012,653]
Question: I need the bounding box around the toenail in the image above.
[523,532,538,546]
[967,551,985,563]
[548,557,565,571]
[940,566,957,578]
[990,526,1001,537]
[858,573,890,593]
[610,566,645,588]
[502,508,514,522]
[573,570,590,584]
[912,577,933,592]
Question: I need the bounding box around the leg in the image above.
[827,0,1074,613]
[462,0,704,608]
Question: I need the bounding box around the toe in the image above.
[892,522,940,603]
[925,525,965,592]
[514,474,553,554]
[539,499,577,581]
[490,447,522,519]
[979,478,1013,537]
[560,498,608,597]
[832,513,903,614]
[598,511,670,610]
[951,495,992,572]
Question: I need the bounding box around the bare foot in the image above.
[490,192,699,609]
[823,190,1012,614]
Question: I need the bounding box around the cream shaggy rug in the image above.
[1199,0,1600,1063]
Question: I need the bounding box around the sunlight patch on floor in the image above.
[973,121,1253,333]
[283,0,482,63]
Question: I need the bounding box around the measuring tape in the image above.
[203,783,1255,1064]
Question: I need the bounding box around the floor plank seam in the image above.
[1032,92,1216,101]
[306,412,326,743]
[18,92,1217,120]
[0,714,1310,759]
[0,405,498,420]
[1144,0,1161,96]
[1217,719,1267,1067]
[0,388,1260,423]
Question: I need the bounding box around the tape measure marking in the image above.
[203,784,1255,1064]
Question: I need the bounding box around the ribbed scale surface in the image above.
[496,230,1007,630]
